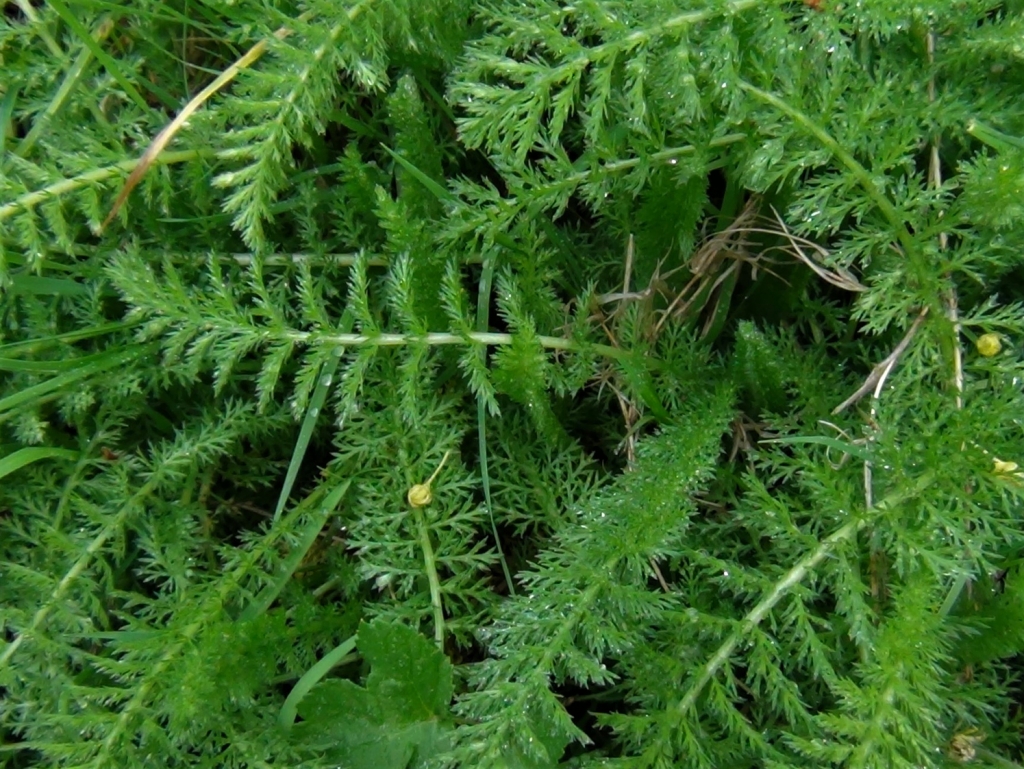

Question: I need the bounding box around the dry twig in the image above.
[832,308,930,415]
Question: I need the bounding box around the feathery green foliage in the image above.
[3,1,1024,767]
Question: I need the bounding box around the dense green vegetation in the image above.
[3,0,1024,766]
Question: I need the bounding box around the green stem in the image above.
[287,329,627,360]
[53,433,107,529]
[0,320,138,355]
[976,747,1024,769]
[471,561,617,760]
[591,0,761,56]
[602,133,748,173]
[13,0,64,59]
[413,506,446,650]
[673,472,933,722]
[0,473,163,670]
[967,119,1024,152]
[0,149,215,222]
[539,134,748,197]
[46,0,173,113]
[95,481,333,760]
[737,81,920,268]
[675,516,865,717]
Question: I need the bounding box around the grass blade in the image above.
[13,0,63,58]
[381,145,454,203]
[44,0,164,114]
[279,633,359,729]
[760,435,874,462]
[0,321,138,356]
[9,274,89,296]
[273,312,354,523]
[0,344,153,421]
[16,16,114,158]
[241,480,349,621]
[0,447,78,480]
[476,253,515,595]
[0,353,120,373]
[0,87,17,163]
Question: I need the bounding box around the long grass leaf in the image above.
[0,87,17,163]
[9,274,88,296]
[0,447,79,480]
[279,633,359,729]
[44,0,164,113]
[381,145,454,203]
[241,480,349,621]
[13,0,63,58]
[0,346,149,372]
[0,321,138,356]
[760,435,874,462]
[0,345,153,421]
[16,17,114,158]
[273,312,353,523]
[476,254,515,595]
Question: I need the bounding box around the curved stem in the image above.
[737,81,920,270]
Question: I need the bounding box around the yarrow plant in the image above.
[2,1,1024,767]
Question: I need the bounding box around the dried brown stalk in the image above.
[832,307,930,415]
[101,23,297,230]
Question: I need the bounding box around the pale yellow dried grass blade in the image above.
[101,25,293,231]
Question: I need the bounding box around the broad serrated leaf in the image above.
[293,620,454,768]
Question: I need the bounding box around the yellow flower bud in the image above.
[406,450,451,509]
[976,333,1002,357]
[407,483,433,507]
